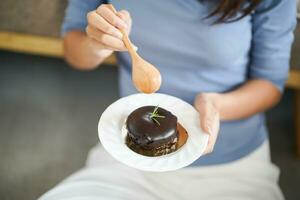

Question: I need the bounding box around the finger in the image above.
[201,113,219,155]
[199,106,213,134]
[87,11,123,39]
[86,26,126,51]
[200,114,213,155]
[118,10,132,33]
[89,37,124,52]
[203,146,212,154]
[86,26,112,50]
[88,38,115,52]
[118,10,131,22]
[202,130,216,155]
[99,34,127,51]
[204,112,219,138]
[97,5,127,30]
[203,145,214,155]
[198,102,218,134]
[200,113,210,134]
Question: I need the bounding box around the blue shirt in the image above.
[62,0,296,166]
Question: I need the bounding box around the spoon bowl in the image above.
[131,55,162,93]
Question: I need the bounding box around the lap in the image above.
[39,141,284,200]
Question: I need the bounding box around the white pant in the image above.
[39,141,284,200]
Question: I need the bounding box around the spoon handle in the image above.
[107,4,138,58]
[120,29,138,58]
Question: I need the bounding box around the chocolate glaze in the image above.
[126,106,178,150]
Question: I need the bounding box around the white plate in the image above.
[98,93,208,172]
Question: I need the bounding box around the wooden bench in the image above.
[0,30,299,158]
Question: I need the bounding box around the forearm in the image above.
[211,79,282,121]
[63,31,112,70]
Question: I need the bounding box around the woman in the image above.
[40,0,296,199]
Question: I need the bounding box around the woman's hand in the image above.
[86,4,133,54]
[194,93,220,154]
[64,4,134,70]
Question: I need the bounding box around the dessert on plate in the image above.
[125,106,188,156]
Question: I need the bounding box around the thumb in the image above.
[200,113,212,135]
[200,112,219,155]
[201,117,213,155]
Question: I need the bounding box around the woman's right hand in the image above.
[85,4,132,54]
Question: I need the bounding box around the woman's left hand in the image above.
[194,93,220,155]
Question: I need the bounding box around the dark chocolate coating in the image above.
[126,106,178,150]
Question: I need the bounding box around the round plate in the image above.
[98,93,208,172]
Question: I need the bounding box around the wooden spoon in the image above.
[107,4,162,94]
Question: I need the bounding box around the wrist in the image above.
[198,92,221,105]
[207,92,235,121]
[195,92,227,119]
[195,93,219,110]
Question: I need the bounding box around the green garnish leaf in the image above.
[154,115,165,118]
[150,105,165,125]
[152,118,160,125]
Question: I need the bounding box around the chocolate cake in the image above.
[125,106,180,156]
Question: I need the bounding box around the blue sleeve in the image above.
[61,0,106,36]
[249,0,297,92]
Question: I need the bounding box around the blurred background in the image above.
[0,1,300,200]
